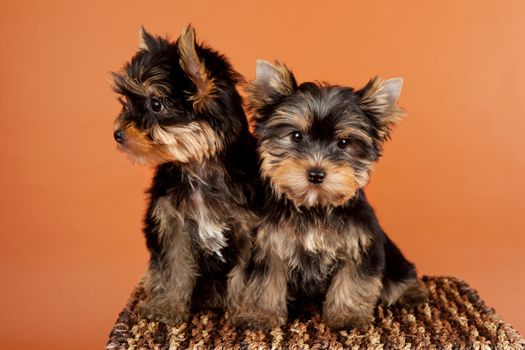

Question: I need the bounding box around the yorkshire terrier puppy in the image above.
[111,25,257,323]
[233,61,427,329]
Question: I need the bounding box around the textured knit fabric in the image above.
[106,276,524,349]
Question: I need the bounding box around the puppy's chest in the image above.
[282,223,371,294]
[187,190,229,257]
[267,220,371,268]
[152,188,233,258]
[283,225,344,294]
[293,226,344,270]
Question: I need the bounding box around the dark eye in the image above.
[337,138,350,149]
[150,98,163,112]
[291,131,303,143]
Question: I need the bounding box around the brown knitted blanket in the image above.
[106,276,524,349]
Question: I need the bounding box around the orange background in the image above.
[1,1,524,349]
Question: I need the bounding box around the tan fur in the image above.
[151,196,181,241]
[263,107,310,131]
[112,25,256,325]
[114,118,223,166]
[138,196,198,323]
[255,223,299,265]
[226,255,250,313]
[178,25,216,111]
[152,193,229,257]
[234,216,375,328]
[144,179,257,320]
[260,155,358,208]
[114,122,173,165]
[239,68,413,330]
[232,252,288,329]
[151,121,223,164]
[323,262,382,329]
[256,218,372,267]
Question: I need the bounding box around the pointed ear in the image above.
[358,77,405,140]
[246,60,296,111]
[138,26,156,51]
[177,24,215,110]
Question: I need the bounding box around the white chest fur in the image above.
[191,190,228,258]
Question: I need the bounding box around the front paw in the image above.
[231,310,287,330]
[323,314,372,330]
[136,300,190,325]
[322,309,373,330]
[397,282,429,307]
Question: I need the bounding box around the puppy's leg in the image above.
[192,266,228,311]
[231,250,288,329]
[139,197,198,324]
[226,233,252,314]
[380,234,428,306]
[323,261,382,329]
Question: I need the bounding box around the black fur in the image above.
[233,61,426,330]
[112,26,259,323]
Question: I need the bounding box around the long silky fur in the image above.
[111,25,259,323]
[232,61,427,330]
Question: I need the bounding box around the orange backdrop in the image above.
[1,1,524,349]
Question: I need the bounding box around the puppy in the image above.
[233,60,427,329]
[111,25,257,323]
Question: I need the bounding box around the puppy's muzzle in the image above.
[308,168,325,184]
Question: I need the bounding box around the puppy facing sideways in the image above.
[111,25,258,323]
[233,61,427,329]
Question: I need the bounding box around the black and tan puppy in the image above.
[111,26,257,323]
[233,61,427,329]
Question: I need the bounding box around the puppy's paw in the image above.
[231,311,286,330]
[397,282,429,307]
[136,300,190,325]
[322,311,373,330]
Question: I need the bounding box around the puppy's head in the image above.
[112,25,244,165]
[248,60,404,208]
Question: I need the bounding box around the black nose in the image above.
[308,169,326,184]
[113,129,125,143]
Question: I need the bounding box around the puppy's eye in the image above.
[150,98,163,112]
[291,131,303,143]
[337,138,350,149]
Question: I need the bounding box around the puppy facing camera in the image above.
[232,60,427,329]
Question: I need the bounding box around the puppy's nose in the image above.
[113,129,125,143]
[308,169,326,184]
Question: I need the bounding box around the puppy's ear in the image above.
[138,26,156,51]
[357,77,405,140]
[177,24,215,110]
[247,60,296,112]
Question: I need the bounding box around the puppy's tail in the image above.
[380,234,428,306]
